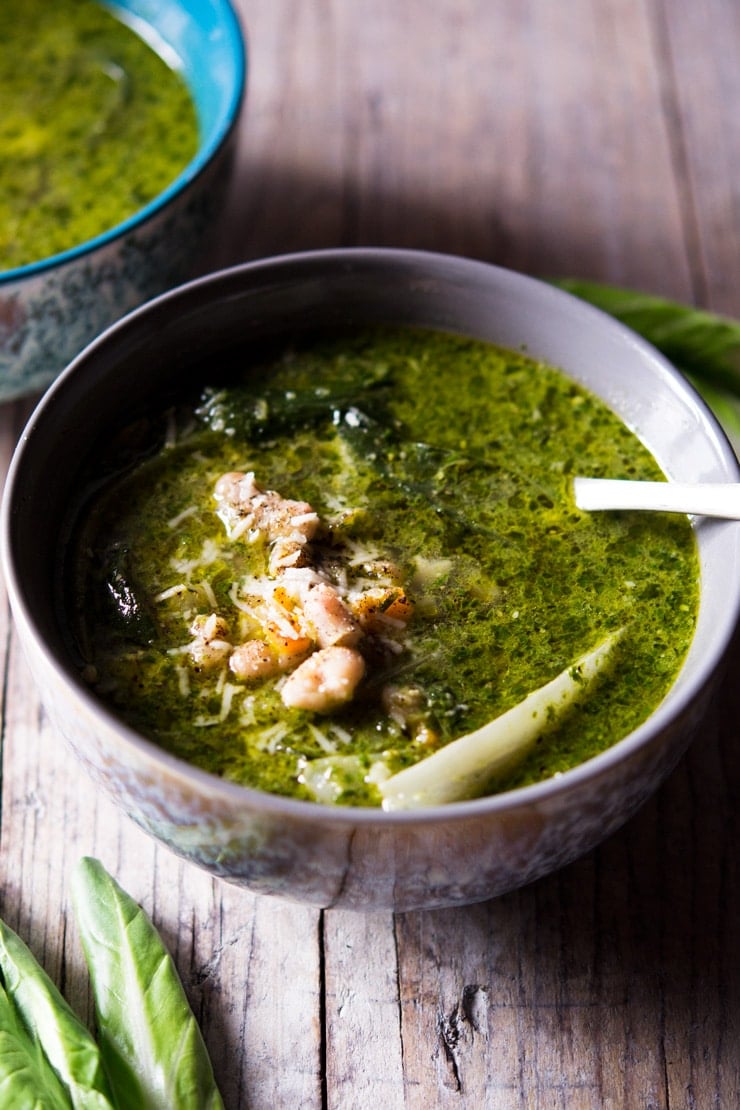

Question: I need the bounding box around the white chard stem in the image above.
[379,630,622,810]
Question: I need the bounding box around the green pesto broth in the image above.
[1,0,198,271]
[68,328,699,806]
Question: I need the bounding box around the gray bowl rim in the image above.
[3,246,739,827]
[0,0,247,286]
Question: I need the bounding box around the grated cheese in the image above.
[290,511,320,527]
[155,583,189,602]
[253,722,291,754]
[219,682,241,722]
[199,579,217,608]
[328,723,353,746]
[239,696,257,726]
[167,505,198,529]
[169,537,221,576]
[175,664,190,697]
[308,723,338,753]
[227,514,258,542]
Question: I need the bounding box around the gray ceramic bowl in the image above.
[3,249,740,912]
[0,0,245,403]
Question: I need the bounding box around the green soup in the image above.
[1,0,198,270]
[68,329,699,806]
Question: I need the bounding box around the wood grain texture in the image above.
[1,0,739,1106]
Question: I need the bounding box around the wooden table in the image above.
[2,1,739,1105]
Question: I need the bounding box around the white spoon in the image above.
[573,477,740,519]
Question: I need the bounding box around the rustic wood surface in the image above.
[2,0,739,1106]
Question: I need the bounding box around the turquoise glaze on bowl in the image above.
[0,0,246,402]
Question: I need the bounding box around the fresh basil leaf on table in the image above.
[0,980,78,1108]
[71,858,224,1110]
[0,920,115,1108]
[554,279,740,456]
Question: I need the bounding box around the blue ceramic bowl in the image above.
[3,250,740,912]
[0,0,246,402]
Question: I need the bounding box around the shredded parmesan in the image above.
[253,722,291,754]
[199,579,217,608]
[155,583,189,602]
[328,723,353,746]
[175,664,190,697]
[343,539,383,566]
[228,515,258,542]
[239,696,257,726]
[290,511,320,527]
[281,566,326,589]
[168,505,198,529]
[272,546,302,569]
[365,759,392,785]
[308,723,338,753]
[219,682,240,721]
[169,538,221,575]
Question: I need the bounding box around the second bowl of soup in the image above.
[0,0,245,401]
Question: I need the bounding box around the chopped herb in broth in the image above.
[1,0,198,270]
[68,329,699,807]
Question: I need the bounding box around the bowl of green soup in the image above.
[0,0,245,403]
[3,249,739,911]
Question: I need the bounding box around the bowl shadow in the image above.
[201,158,620,286]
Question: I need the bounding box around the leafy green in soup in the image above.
[68,329,699,807]
[1,0,198,270]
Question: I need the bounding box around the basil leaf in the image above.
[99,544,157,646]
[0,918,115,1109]
[0,979,74,1108]
[334,406,537,542]
[71,859,224,1110]
[195,357,392,441]
[554,279,740,454]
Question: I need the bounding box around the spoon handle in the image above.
[573,477,740,519]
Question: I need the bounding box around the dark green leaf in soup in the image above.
[200,369,541,546]
[195,351,393,440]
[100,545,157,646]
[68,328,699,807]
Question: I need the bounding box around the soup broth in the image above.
[1,0,198,270]
[68,329,699,806]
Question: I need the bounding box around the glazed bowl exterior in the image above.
[3,249,740,912]
[0,0,246,403]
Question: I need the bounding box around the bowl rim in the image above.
[0,0,246,286]
[4,247,740,827]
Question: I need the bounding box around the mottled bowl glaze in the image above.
[0,0,245,403]
[3,250,740,912]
